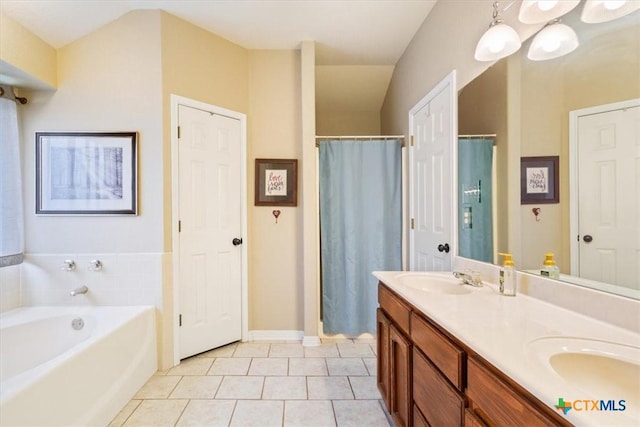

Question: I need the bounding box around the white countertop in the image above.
[373,271,640,427]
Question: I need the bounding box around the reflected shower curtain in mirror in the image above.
[0,87,24,267]
[458,138,493,263]
[319,139,402,335]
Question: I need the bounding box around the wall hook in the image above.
[532,207,541,222]
[273,210,281,224]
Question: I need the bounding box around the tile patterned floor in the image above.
[109,339,392,427]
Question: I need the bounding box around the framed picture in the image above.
[36,132,138,215]
[255,158,298,206]
[520,156,559,204]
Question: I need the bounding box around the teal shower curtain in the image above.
[319,139,402,335]
[458,138,494,262]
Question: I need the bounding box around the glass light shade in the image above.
[581,0,640,23]
[475,23,522,62]
[519,0,580,24]
[527,22,579,61]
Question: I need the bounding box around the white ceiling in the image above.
[0,0,438,114]
[0,0,437,66]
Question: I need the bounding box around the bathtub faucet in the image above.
[70,285,89,296]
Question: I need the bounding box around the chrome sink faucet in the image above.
[70,285,89,296]
[452,271,483,287]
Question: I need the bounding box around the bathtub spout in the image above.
[70,285,88,296]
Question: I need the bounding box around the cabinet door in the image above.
[465,409,487,427]
[390,324,412,427]
[413,348,464,427]
[376,308,391,408]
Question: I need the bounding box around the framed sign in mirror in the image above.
[36,132,138,215]
[520,156,559,204]
[255,158,298,206]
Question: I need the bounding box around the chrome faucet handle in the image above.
[88,260,103,271]
[452,271,472,283]
[60,260,76,271]
[469,270,483,286]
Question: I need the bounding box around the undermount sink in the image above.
[527,337,640,416]
[395,272,473,295]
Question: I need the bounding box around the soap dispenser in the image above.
[541,253,560,279]
[498,253,516,296]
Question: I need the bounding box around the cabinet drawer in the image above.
[411,312,465,390]
[467,357,568,427]
[413,348,464,427]
[378,284,411,335]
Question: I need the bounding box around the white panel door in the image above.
[577,105,639,288]
[178,105,242,359]
[410,74,454,271]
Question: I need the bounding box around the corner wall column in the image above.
[300,41,320,346]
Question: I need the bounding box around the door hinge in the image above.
[179,314,182,327]
[177,126,181,139]
[178,220,181,232]
[410,135,414,146]
[411,218,415,229]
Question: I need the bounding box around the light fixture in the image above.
[519,0,581,24]
[475,2,522,62]
[527,20,579,61]
[581,0,640,23]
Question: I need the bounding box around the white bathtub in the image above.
[0,306,157,427]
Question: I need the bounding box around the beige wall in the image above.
[381,0,523,136]
[21,10,165,254]
[0,12,57,89]
[247,50,304,331]
[160,12,249,253]
[316,110,380,135]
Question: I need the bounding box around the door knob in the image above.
[232,238,243,246]
[583,235,593,243]
[437,243,450,253]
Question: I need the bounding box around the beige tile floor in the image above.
[109,339,392,427]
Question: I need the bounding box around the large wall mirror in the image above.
[457,6,639,299]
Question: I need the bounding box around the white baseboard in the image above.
[302,335,321,347]
[247,330,304,342]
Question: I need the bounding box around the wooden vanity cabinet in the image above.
[377,285,413,427]
[389,324,412,426]
[466,357,571,427]
[413,347,465,426]
[377,282,572,427]
[376,308,391,408]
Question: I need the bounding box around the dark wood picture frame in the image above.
[35,131,138,215]
[520,156,559,204]
[255,158,298,206]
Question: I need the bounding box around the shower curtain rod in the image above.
[0,87,28,104]
[315,135,405,147]
[458,134,496,139]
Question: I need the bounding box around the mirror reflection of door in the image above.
[571,100,639,289]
